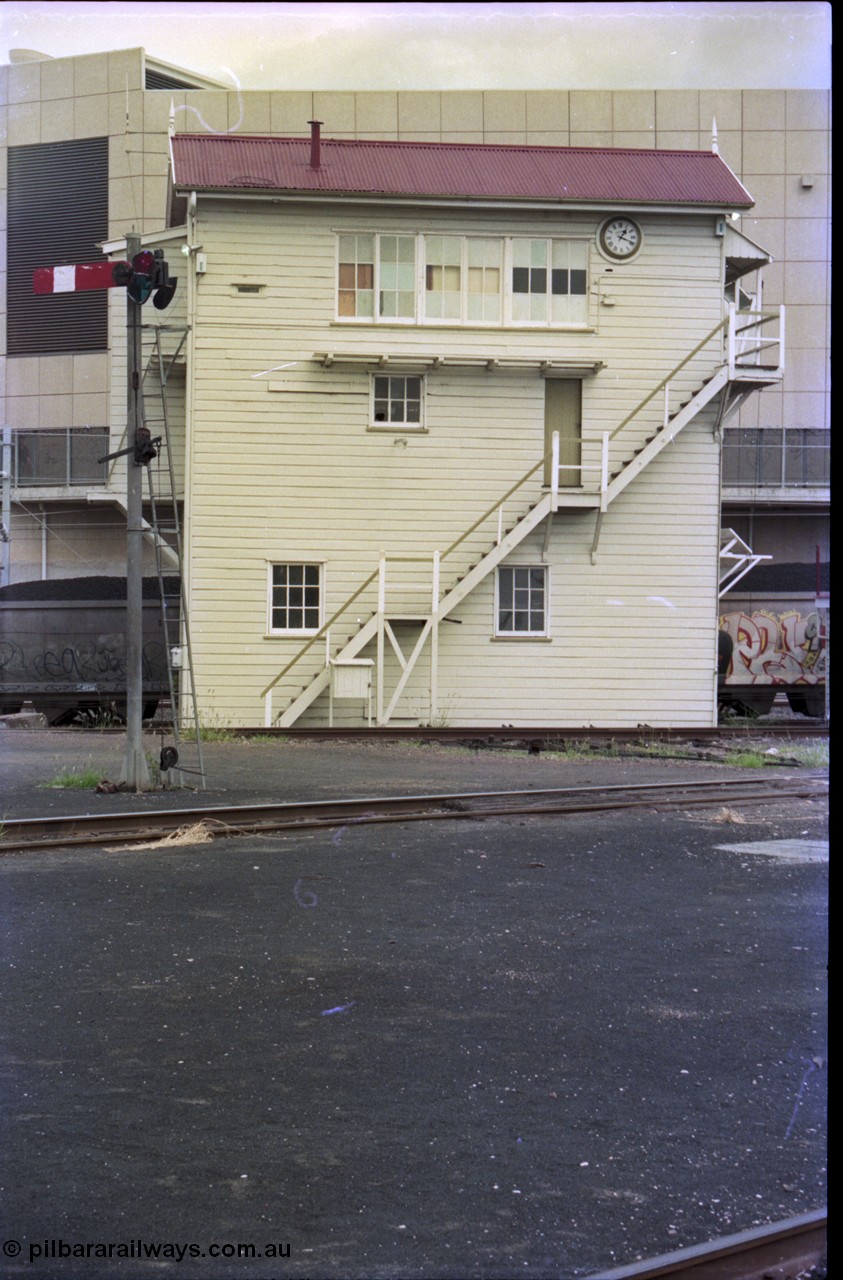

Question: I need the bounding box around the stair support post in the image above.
[727,302,737,378]
[600,432,610,511]
[430,551,440,724]
[550,430,560,512]
[591,510,604,565]
[376,556,386,724]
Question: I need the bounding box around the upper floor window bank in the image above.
[337,233,589,328]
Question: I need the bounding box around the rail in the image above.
[0,776,828,854]
[592,1208,825,1279]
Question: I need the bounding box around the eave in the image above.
[173,187,748,217]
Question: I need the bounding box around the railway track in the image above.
[1,775,828,854]
[593,1208,826,1279]
[65,721,829,743]
[199,727,828,747]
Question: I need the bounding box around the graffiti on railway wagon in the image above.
[720,610,826,686]
[0,640,166,682]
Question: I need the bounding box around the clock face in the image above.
[599,216,642,260]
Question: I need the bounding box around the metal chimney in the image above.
[309,120,323,170]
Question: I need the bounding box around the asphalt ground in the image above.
[0,727,826,820]
[0,732,829,1279]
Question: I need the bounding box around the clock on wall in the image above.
[598,216,642,260]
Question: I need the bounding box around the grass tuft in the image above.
[41,768,104,790]
[782,742,829,769]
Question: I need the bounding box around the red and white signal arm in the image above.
[33,261,132,294]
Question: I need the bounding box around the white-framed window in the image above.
[371,374,424,428]
[510,238,588,325]
[336,233,588,328]
[495,565,549,636]
[268,563,323,634]
[337,233,375,318]
[337,232,416,321]
[424,234,462,320]
[466,236,503,323]
[422,235,503,324]
[378,234,417,319]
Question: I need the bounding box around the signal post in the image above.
[121,233,150,789]
[33,239,177,789]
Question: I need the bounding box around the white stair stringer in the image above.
[276,493,554,727]
[604,365,729,507]
[277,614,380,727]
[275,351,766,728]
[437,492,554,621]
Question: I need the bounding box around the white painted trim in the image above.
[174,189,749,217]
[369,370,426,430]
[333,230,591,331]
[266,560,326,637]
[494,563,551,639]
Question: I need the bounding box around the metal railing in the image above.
[608,315,729,443]
[722,427,829,489]
[726,305,785,375]
[10,428,110,487]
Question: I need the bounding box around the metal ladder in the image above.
[142,324,206,788]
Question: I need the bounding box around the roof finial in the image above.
[711,117,719,155]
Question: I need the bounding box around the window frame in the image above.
[267,561,324,637]
[336,232,418,325]
[507,237,590,328]
[12,427,110,488]
[369,373,426,431]
[335,232,590,330]
[494,564,550,638]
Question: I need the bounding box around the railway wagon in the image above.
[0,576,178,725]
[718,606,827,718]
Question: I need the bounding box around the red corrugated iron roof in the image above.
[171,134,754,208]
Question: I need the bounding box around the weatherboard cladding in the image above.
[171,135,753,207]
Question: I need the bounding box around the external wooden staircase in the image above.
[263,306,784,727]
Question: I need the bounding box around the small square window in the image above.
[496,566,548,636]
[372,375,425,429]
[269,563,322,633]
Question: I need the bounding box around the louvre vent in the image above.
[7,137,109,356]
[145,69,198,90]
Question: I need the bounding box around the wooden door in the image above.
[544,379,582,487]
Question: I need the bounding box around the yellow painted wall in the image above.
[183,198,725,725]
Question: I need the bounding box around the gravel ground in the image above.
[0,723,828,822]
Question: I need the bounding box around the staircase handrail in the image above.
[731,309,781,336]
[262,308,782,716]
[608,315,729,442]
[260,567,379,698]
[260,451,557,709]
[441,453,549,561]
[728,306,785,374]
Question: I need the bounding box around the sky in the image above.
[0,2,832,92]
